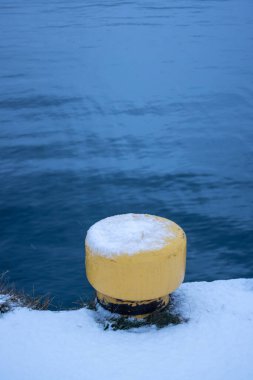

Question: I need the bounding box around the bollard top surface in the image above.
[85,213,176,257]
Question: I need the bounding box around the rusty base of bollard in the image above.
[96,291,169,317]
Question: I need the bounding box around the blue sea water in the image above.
[0,0,253,308]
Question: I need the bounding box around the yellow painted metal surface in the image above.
[85,215,186,302]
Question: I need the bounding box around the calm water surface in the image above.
[0,0,253,308]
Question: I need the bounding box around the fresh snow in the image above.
[85,213,175,256]
[1,279,253,380]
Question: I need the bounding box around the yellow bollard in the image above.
[85,214,186,317]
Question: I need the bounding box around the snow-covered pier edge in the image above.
[1,278,253,380]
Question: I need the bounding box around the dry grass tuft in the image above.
[0,272,53,313]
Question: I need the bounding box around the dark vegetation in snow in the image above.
[0,273,52,313]
[84,295,188,331]
[0,273,188,330]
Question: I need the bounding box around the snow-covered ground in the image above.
[1,279,253,380]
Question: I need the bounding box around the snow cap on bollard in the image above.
[85,214,186,317]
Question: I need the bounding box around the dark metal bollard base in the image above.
[96,291,169,317]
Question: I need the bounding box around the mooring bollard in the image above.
[85,214,186,317]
